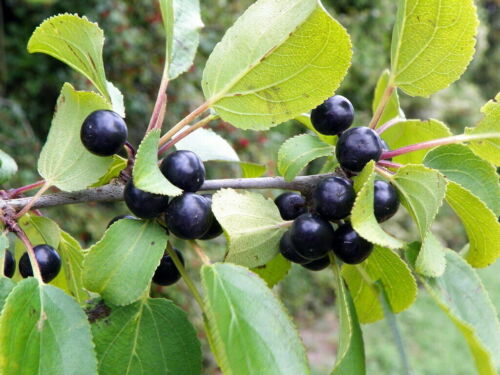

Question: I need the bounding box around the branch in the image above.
[0,173,336,211]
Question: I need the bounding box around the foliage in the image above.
[0,0,499,374]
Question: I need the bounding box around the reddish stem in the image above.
[377,160,403,169]
[8,180,45,198]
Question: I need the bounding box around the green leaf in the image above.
[28,14,109,100]
[160,0,203,80]
[420,250,500,374]
[424,144,500,215]
[278,134,333,181]
[372,69,403,127]
[175,127,239,162]
[445,182,500,269]
[0,278,98,375]
[92,298,201,375]
[90,155,127,187]
[251,254,291,288]
[381,119,452,164]
[465,92,500,165]
[83,218,168,305]
[416,232,446,278]
[392,165,447,277]
[59,231,88,304]
[0,278,15,311]
[38,83,114,191]
[106,81,126,118]
[351,161,404,250]
[341,246,418,324]
[202,0,352,130]
[201,263,310,375]
[390,0,478,97]
[331,262,365,375]
[212,189,287,268]
[240,161,267,178]
[133,129,182,196]
[0,148,18,184]
[295,114,337,145]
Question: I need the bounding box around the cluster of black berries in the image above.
[79,109,223,287]
[311,95,390,172]
[2,244,62,282]
[276,95,399,270]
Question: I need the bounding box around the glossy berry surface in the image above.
[336,127,383,172]
[374,180,400,222]
[81,110,128,156]
[274,192,307,220]
[313,177,355,221]
[19,244,62,283]
[153,249,184,286]
[107,214,137,229]
[165,193,214,239]
[123,181,169,219]
[160,150,205,192]
[279,231,309,264]
[302,255,331,271]
[311,95,354,135]
[3,250,15,278]
[199,195,223,240]
[332,223,373,264]
[289,213,335,260]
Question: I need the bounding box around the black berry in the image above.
[311,95,354,135]
[302,255,331,271]
[336,127,383,172]
[107,214,137,229]
[289,213,335,260]
[3,250,15,278]
[160,150,205,192]
[374,180,399,222]
[123,181,169,219]
[199,195,223,240]
[165,193,214,239]
[274,192,307,220]
[313,177,355,221]
[153,249,184,286]
[81,110,128,156]
[279,231,309,264]
[19,244,62,283]
[332,223,373,264]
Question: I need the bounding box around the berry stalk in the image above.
[369,84,395,129]
[15,182,51,218]
[165,244,204,309]
[15,228,43,282]
[158,114,218,156]
[377,160,402,169]
[380,133,500,160]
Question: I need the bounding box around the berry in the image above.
[160,150,205,192]
[311,95,354,135]
[199,195,223,240]
[107,214,137,229]
[274,192,307,220]
[336,127,383,172]
[81,110,128,156]
[153,249,184,286]
[332,223,373,264]
[165,193,214,239]
[289,213,335,260]
[313,177,355,221]
[302,255,331,271]
[279,231,309,264]
[19,244,62,283]
[374,180,399,222]
[123,181,169,219]
[4,250,15,278]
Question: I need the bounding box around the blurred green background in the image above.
[1,0,499,374]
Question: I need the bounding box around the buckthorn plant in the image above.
[0,0,499,374]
